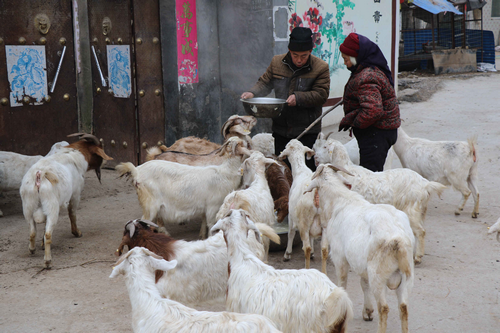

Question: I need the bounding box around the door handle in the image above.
[50,45,66,94]
[91,45,107,87]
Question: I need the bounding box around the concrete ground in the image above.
[1,72,500,332]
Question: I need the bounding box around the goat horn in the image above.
[137,219,159,228]
[125,220,137,238]
[325,132,335,140]
[221,115,238,138]
[327,164,354,177]
[67,133,100,145]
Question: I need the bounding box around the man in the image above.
[241,27,330,170]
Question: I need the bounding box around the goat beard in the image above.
[95,167,102,184]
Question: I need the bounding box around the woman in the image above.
[338,33,400,172]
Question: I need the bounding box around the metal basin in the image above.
[269,218,301,252]
[241,97,287,118]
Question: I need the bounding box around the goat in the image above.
[277,139,326,271]
[115,218,280,309]
[153,115,257,156]
[319,132,394,169]
[305,164,415,333]
[215,151,279,262]
[116,137,251,238]
[20,133,112,268]
[393,127,479,218]
[0,141,68,217]
[210,209,353,333]
[313,134,446,264]
[110,246,282,333]
[265,158,292,223]
[488,217,500,242]
[251,133,274,157]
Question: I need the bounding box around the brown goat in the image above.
[66,133,113,182]
[265,158,293,223]
[159,115,257,155]
[116,220,177,282]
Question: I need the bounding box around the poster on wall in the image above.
[5,45,48,107]
[107,45,132,98]
[176,0,199,84]
[287,0,393,98]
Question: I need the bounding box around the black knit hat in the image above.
[288,27,313,51]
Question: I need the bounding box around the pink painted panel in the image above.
[176,0,199,84]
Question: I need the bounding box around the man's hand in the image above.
[286,94,297,106]
[241,92,254,99]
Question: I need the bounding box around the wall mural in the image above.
[287,0,393,98]
[5,45,48,107]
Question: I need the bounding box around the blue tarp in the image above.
[411,0,463,15]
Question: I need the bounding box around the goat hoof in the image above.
[44,261,52,269]
[310,253,315,260]
[283,253,291,262]
[414,256,422,265]
[29,248,36,254]
[472,212,478,218]
[72,230,82,238]
[363,310,374,321]
[454,211,461,216]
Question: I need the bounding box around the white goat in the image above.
[116,137,250,238]
[215,151,279,262]
[251,133,275,157]
[277,139,326,271]
[313,135,446,264]
[488,217,500,242]
[393,127,479,218]
[321,133,394,169]
[210,209,353,333]
[0,141,69,217]
[20,134,112,268]
[305,164,415,333]
[115,219,280,309]
[110,246,282,333]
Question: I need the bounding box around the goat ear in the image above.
[109,251,134,278]
[210,219,224,236]
[305,148,315,160]
[242,211,261,243]
[96,147,113,160]
[326,164,354,177]
[150,257,178,272]
[311,164,325,180]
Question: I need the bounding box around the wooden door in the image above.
[88,0,164,165]
[88,0,137,166]
[0,0,78,154]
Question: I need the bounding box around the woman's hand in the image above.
[241,92,254,99]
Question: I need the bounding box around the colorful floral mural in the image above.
[288,0,356,74]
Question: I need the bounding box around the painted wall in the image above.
[159,0,398,145]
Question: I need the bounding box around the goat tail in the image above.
[324,287,354,333]
[393,239,413,279]
[467,136,478,163]
[145,146,163,162]
[115,162,138,183]
[426,181,447,199]
[254,222,280,245]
